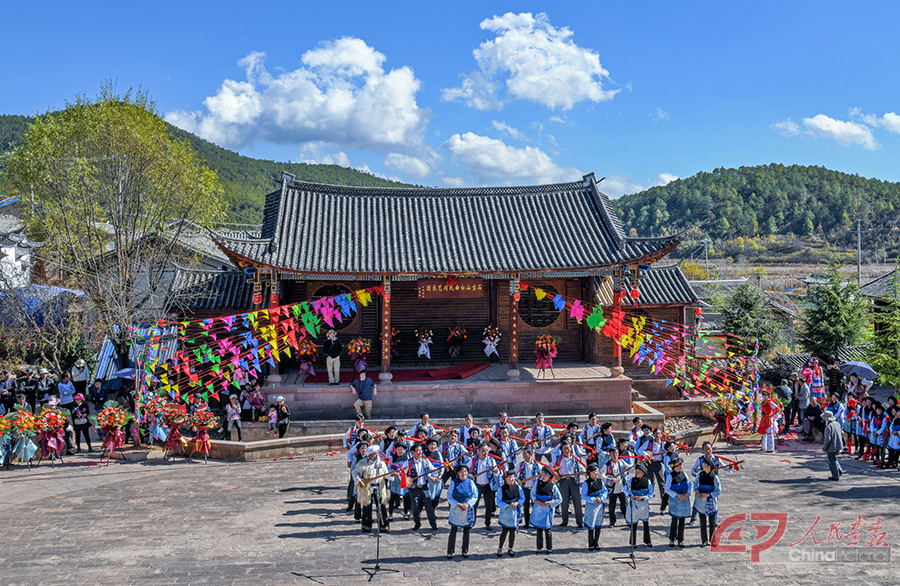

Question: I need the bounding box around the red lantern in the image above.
[252,292,263,305]
[695,308,703,316]
[630,288,640,299]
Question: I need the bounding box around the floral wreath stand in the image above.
[535,351,557,380]
[415,340,434,368]
[10,435,37,470]
[189,428,212,463]
[36,428,66,468]
[99,426,128,466]
[162,426,189,461]
[448,337,465,366]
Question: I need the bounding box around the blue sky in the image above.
[4,2,900,196]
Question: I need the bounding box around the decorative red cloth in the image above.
[101,427,125,453]
[535,350,557,370]
[194,430,211,456]
[163,428,183,452]
[39,428,65,458]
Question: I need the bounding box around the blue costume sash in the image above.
[670,480,689,494]
[630,488,650,497]
[698,484,716,494]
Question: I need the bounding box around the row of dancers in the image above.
[346,412,734,557]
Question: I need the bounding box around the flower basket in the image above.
[347,338,372,372]
[10,412,39,463]
[38,409,66,458]
[190,408,218,431]
[94,406,133,454]
[447,326,467,359]
[296,337,319,376]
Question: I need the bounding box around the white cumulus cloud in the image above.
[774,114,879,150]
[384,153,432,178]
[656,173,679,186]
[442,12,618,111]
[802,114,879,150]
[443,132,580,185]
[297,143,352,167]
[165,39,433,160]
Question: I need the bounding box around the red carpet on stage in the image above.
[303,362,490,384]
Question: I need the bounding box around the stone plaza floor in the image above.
[0,438,897,585]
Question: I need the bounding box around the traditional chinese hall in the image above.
[201,172,698,419]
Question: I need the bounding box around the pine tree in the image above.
[721,283,782,355]
[798,263,869,359]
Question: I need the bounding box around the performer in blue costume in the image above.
[624,462,654,549]
[446,464,479,559]
[581,463,609,550]
[495,470,525,557]
[693,457,722,546]
[664,456,691,548]
[530,467,563,555]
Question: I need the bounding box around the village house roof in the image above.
[859,269,900,301]
[171,267,252,314]
[594,264,699,307]
[212,172,682,278]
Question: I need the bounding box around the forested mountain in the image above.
[0,114,411,222]
[614,164,900,242]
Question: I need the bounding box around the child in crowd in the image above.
[267,404,278,436]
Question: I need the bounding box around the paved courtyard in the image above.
[0,438,897,585]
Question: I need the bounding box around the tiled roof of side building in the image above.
[594,264,699,306]
[213,172,681,276]
[171,268,252,314]
[859,269,900,300]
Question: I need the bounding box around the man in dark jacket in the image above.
[323,330,343,385]
[822,410,845,480]
[18,369,40,412]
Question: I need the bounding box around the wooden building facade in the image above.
[210,172,693,379]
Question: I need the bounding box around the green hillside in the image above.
[614,164,900,243]
[0,114,412,222]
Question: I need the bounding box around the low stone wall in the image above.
[631,378,682,401]
[208,434,345,462]
[270,377,634,420]
[204,406,660,461]
[643,399,715,421]
[667,425,717,448]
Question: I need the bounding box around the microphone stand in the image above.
[611,496,651,569]
[362,484,398,581]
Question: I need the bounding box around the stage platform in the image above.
[268,361,632,420]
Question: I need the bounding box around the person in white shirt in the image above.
[555,443,586,527]
[469,443,499,529]
[525,412,555,463]
[604,449,628,527]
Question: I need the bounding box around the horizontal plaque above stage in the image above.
[417,278,486,299]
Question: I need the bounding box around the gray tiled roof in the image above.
[213,173,681,276]
[594,264,698,306]
[859,270,900,300]
[171,268,252,314]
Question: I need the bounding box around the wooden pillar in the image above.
[379,278,393,384]
[612,288,624,369]
[508,278,520,378]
